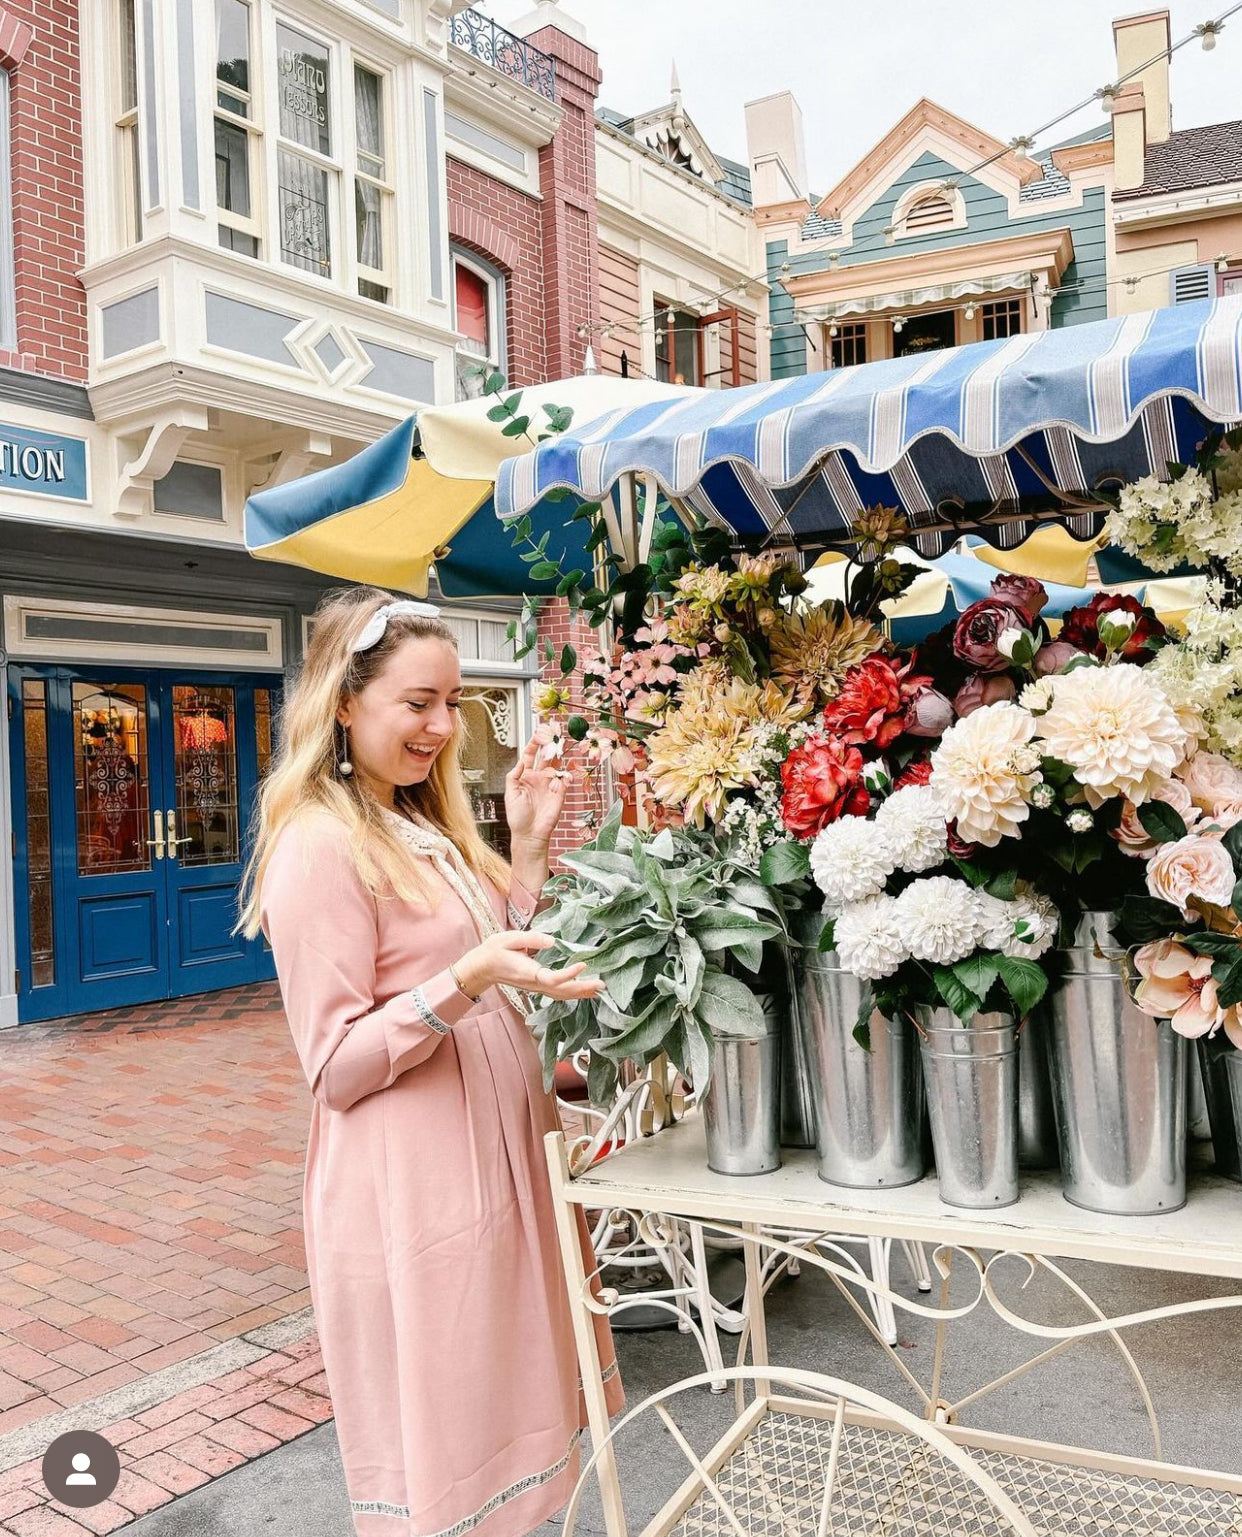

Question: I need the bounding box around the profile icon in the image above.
[42,1431,119,1508]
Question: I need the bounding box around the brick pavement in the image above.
[0,985,331,1534]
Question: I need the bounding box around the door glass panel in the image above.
[73,683,151,875]
[173,686,239,864]
[21,680,55,986]
[255,687,274,778]
[459,688,519,861]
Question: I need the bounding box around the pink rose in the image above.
[953,673,1017,717]
[1146,833,1237,918]
[904,685,954,737]
[1033,641,1080,676]
[952,599,1029,673]
[1111,779,1201,858]
[1177,751,1242,826]
[989,573,1048,624]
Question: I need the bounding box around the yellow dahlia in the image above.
[930,702,1040,846]
[768,603,884,709]
[1036,664,1189,808]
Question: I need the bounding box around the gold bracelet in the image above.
[448,959,481,1003]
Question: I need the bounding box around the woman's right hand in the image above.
[454,931,604,1002]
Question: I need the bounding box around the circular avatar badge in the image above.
[42,1430,120,1508]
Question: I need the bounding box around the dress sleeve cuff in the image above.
[507,875,544,931]
[411,967,479,1031]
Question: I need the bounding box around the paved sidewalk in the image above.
[0,986,329,1535]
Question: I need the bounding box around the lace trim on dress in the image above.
[350,1428,582,1531]
[506,899,532,931]
[410,985,453,1034]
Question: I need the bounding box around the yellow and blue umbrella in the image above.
[244,376,698,599]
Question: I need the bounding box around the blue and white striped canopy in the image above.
[496,296,1242,560]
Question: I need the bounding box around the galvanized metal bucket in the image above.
[778,940,818,1149]
[796,935,925,1188]
[1017,1010,1059,1171]
[1198,1039,1242,1182]
[916,1008,1019,1208]
[1047,911,1187,1215]
[1223,1053,1242,1181]
[702,997,782,1177]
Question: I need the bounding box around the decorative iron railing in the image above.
[449,8,557,103]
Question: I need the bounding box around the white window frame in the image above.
[451,246,506,398]
[115,0,143,246]
[214,0,264,259]
[891,179,967,242]
[351,57,394,304]
[270,12,341,284]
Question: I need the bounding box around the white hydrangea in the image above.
[1149,593,1242,766]
[1106,469,1213,573]
[810,816,894,906]
[975,890,1058,959]
[874,785,948,873]
[894,876,983,965]
[833,894,908,981]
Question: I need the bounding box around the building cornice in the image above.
[0,366,93,420]
[445,53,562,147]
[595,117,752,216]
[1112,179,1242,222]
[1051,140,1113,174]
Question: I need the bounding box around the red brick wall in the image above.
[0,0,86,382]
[538,597,607,862]
[446,159,546,388]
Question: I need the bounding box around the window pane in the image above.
[279,148,331,275]
[359,277,389,303]
[214,118,251,218]
[72,683,151,876]
[215,0,250,113]
[219,225,259,258]
[21,680,54,989]
[120,0,138,113]
[173,686,239,866]
[356,177,384,274]
[672,320,698,385]
[277,23,331,156]
[455,263,490,354]
[355,65,384,178]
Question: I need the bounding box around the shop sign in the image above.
[0,423,88,501]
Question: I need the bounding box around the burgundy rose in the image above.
[946,822,979,859]
[1059,593,1166,664]
[989,572,1048,624]
[823,655,933,750]
[779,737,870,840]
[904,685,954,738]
[952,598,1030,673]
[1033,640,1080,676]
[953,673,1017,717]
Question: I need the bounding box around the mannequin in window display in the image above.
[239,587,622,1537]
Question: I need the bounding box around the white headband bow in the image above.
[350,600,441,653]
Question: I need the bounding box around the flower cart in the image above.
[492,295,1242,1530]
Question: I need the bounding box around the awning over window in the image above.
[802,270,1037,322]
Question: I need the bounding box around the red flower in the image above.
[946,822,979,859]
[952,598,1029,673]
[780,737,870,840]
[822,655,932,750]
[1058,593,1166,663]
[893,757,933,790]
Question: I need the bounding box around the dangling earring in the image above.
[336,723,353,777]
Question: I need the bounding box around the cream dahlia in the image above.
[810,818,894,906]
[833,894,908,980]
[873,784,948,873]
[1035,663,1188,808]
[894,876,982,965]
[929,702,1040,847]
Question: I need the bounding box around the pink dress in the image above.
[260,813,623,1537]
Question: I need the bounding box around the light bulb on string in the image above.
[892,315,904,334]
[883,224,896,246]
[964,303,975,321]
[1097,83,1120,113]
[1009,135,1034,162]
[828,323,839,337]
[1196,19,1222,49]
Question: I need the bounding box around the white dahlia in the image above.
[874,785,949,873]
[930,703,1040,847]
[894,876,983,966]
[833,894,908,981]
[975,890,1058,960]
[810,817,894,906]
[1035,664,1189,809]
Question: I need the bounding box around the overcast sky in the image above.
[481,0,1242,193]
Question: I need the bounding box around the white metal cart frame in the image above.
[546,1113,1242,1537]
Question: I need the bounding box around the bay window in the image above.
[276,22,336,279]
[354,64,393,303]
[215,0,260,257]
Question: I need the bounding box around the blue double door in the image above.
[8,666,279,1022]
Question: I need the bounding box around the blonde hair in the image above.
[238,585,510,937]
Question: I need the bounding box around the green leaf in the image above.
[484,369,506,395]
[501,416,531,438]
[953,953,1001,1004]
[854,985,875,1048]
[695,969,767,1039]
[556,569,586,597]
[566,714,589,742]
[486,401,511,423]
[995,955,1048,1017]
[515,515,532,542]
[1185,932,1242,957]
[1214,953,1242,1010]
[1224,821,1242,869]
[817,918,837,953]
[689,914,780,953]
[1137,800,1189,845]
[1233,878,1242,915]
[585,1051,618,1107]
[950,858,991,890]
[759,839,811,887]
[932,964,984,1025]
[529,561,561,581]
[504,620,517,643]
[1119,894,1185,943]
[560,643,577,674]
[983,868,1018,901]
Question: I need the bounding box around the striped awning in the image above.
[495,296,1242,561]
[805,271,1035,321]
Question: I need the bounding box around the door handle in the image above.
[147,809,165,861]
[166,809,193,860]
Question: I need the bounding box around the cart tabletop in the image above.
[556,1112,1242,1281]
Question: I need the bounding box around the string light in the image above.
[964,303,976,320]
[1196,19,1223,47]
[1008,135,1034,162]
[883,224,896,246]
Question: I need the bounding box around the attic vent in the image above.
[904,194,955,233]
[1170,263,1214,305]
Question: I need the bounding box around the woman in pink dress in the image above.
[240,587,623,1537]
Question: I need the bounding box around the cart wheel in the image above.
[565,1365,1039,1537]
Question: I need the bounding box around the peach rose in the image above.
[1133,938,1242,1044]
[1111,778,1201,858]
[1177,751,1242,826]
[1145,833,1237,918]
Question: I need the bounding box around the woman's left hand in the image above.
[504,736,568,848]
